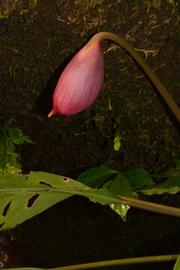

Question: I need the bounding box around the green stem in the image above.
[51,254,179,270]
[92,32,180,122]
[119,196,180,217]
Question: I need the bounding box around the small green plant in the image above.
[113,120,122,151]
[91,0,104,7]
[0,119,32,175]
[0,9,10,20]
[91,0,123,7]
[166,0,175,4]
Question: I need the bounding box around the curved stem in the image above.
[92,32,180,122]
[51,254,179,270]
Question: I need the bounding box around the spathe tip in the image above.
[48,110,55,118]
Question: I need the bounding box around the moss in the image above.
[0,9,10,20]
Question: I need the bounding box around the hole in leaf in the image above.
[0,223,4,228]
[64,177,69,181]
[39,181,52,187]
[27,194,39,208]
[2,201,11,217]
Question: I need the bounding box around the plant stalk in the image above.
[119,195,180,217]
[51,254,179,270]
[92,32,180,122]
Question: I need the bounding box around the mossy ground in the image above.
[0,1,179,269]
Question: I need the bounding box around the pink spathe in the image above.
[49,37,104,116]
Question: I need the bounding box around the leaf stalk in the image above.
[92,32,180,122]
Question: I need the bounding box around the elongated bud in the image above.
[48,31,180,121]
[49,36,104,116]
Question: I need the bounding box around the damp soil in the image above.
[0,1,180,269]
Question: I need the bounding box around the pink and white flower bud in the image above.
[48,36,104,116]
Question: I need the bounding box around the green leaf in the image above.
[156,159,180,179]
[140,177,180,195]
[107,174,136,198]
[2,161,179,231]
[77,162,118,188]
[79,165,139,220]
[125,168,154,189]
[0,171,123,231]
[110,203,130,221]
[104,174,137,220]
[0,120,32,175]
[113,133,121,151]
[140,160,180,195]
[173,256,180,270]
[113,119,122,152]
[0,173,71,230]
